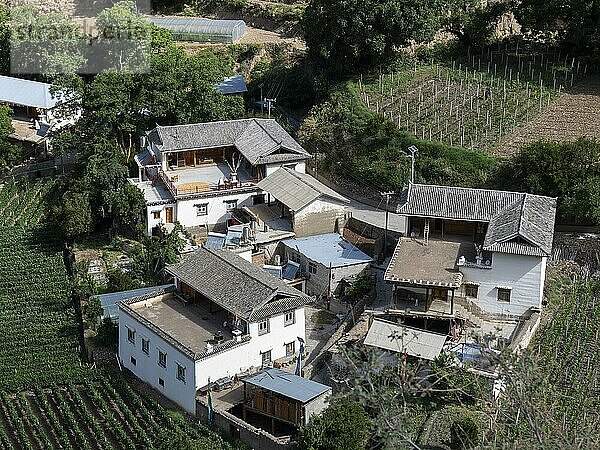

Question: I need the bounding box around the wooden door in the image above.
[165,207,173,223]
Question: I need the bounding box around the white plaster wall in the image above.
[118,314,197,414]
[145,203,176,235]
[247,307,306,360]
[265,161,306,176]
[285,247,369,297]
[194,307,306,388]
[175,191,257,228]
[461,253,546,316]
[296,198,346,217]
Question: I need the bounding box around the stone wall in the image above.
[196,400,293,450]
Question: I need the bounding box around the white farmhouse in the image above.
[384,183,557,318]
[131,119,311,236]
[118,247,310,414]
[279,233,373,298]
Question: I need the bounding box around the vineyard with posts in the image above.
[0,177,235,449]
[0,373,235,450]
[531,275,600,442]
[359,45,587,152]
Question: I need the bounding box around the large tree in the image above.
[515,0,600,56]
[498,138,600,225]
[302,0,450,78]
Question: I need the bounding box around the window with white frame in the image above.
[258,319,270,335]
[284,310,295,326]
[497,287,511,303]
[308,262,317,275]
[141,338,149,355]
[195,203,208,216]
[224,200,238,211]
[158,350,167,368]
[176,363,186,383]
[127,327,135,344]
[285,341,295,356]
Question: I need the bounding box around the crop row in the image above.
[0,374,233,450]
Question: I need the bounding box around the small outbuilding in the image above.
[146,17,246,43]
[214,74,247,95]
[243,368,331,430]
[255,167,349,237]
[280,233,372,297]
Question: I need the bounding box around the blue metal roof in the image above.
[282,261,300,280]
[94,284,174,319]
[282,233,372,268]
[205,232,226,250]
[0,75,71,109]
[244,368,331,403]
[214,74,247,95]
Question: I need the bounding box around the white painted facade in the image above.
[140,165,308,236]
[461,253,547,316]
[119,303,306,415]
[119,317,198,413]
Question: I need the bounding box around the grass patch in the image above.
[311,309,338,325]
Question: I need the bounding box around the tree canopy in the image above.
[498,138,600,225]
[302,0,449,78]
[515,0,600,57]
[297,398,371,450]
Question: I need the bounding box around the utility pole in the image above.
[265,98,276,119]
[381,191,394,262]
[407,145,419,183]
[259,83,264,114]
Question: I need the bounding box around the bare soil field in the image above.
[495,76,600,156]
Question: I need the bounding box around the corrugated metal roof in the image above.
[0,75,71,109]
[94,284,174,319]
[364,318,447,360]
[214,74,247,95]
[257,167,348,211]
[282,233,372,268]
[146,119,309,166]
[244,368,331,403]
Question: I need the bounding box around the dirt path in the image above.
[494,76,600,157]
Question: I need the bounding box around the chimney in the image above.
[232,329,242,343]
[274,254,281,266]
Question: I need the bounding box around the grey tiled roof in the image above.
[165,247,309,321]
[146,119,310,166]
[398,184,556,256]
[398,184,523,221]
[257,167,349,211]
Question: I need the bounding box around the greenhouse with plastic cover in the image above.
[146,17,246,43]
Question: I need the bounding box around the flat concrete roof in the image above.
[131,294,231,355]
[385,238,471,288]
[130,179,174,205]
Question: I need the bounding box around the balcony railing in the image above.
[158,168,259,197]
